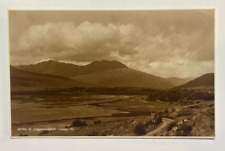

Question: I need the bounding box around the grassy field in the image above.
[11,88,214,137]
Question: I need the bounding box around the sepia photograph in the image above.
[9,10,214,137]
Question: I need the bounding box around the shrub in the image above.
[164,108,169,114]
[71,120,87,127]
[94,120,101,125]
[177,109,192,117]
[176,124,193,136]
[167,121,176,131]
[152,114,162,125]
[144,121,153,127]
[134,123,147,135]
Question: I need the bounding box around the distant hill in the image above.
[166,77,194,86]
[10,66,87,91]
[72,68,173,89]
[16,60,127,77]
[175,73,214,89]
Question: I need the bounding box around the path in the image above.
[145,118,174,136]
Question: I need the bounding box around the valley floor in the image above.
[11,92,214,137]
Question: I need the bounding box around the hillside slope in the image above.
[72,68,173,89]
[10,66,87,91]
[176,73,214,89]
[166,77,194,86]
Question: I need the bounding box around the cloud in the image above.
[10,16,214,78]
[12,21,142,63]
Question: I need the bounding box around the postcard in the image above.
[9,10,214,137]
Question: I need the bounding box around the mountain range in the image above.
[16,60,127,77]
[11,60,214,90]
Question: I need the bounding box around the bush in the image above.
[164,108,169,114]
[94,120,101,125]
[134,123,147,135]
[167,121,176,131]
[71,120,87,127]
[176,124,193,136]
[152,114,162,125]
[177,109,192,117]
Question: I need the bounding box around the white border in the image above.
[1,0,225,151]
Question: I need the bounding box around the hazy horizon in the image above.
[9,10,214,78]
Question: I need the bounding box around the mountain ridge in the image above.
[12,59,211,89]
[16,60,127,77]
[15,59,175,89]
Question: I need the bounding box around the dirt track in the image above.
[146,118,174,136]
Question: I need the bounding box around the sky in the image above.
[9,10,214,78]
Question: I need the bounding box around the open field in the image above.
[11,88,214,137]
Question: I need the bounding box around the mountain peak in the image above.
[46,59,56,62]
[87,60,127,68]
[37,59,60,64]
